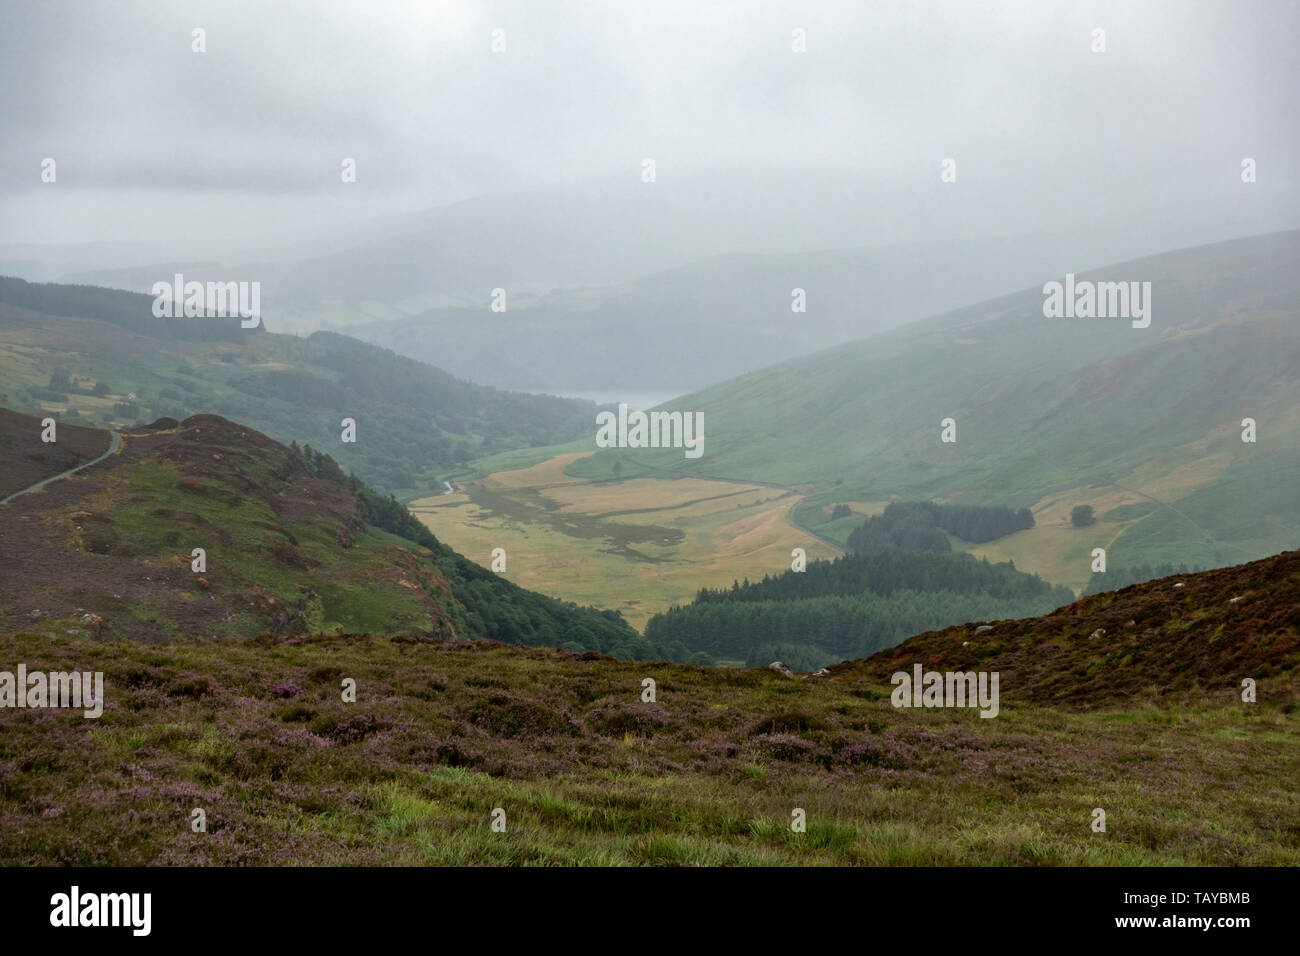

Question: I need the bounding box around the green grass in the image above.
[1,632,1296,866]
[102,461,436,636]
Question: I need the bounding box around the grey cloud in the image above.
[0,0,1295,247]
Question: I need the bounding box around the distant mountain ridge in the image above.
[0,275,598,496]
[28,168,1291,394]
[346,235,1149,393]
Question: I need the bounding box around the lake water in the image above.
[542,389,685,410]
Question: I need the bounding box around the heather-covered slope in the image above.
[1,547,1297,865]
[835,550,1300,709]
[0,411,639,653]
[0,624,1295,866]
[0,406,112,499]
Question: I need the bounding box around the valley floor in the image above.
[410,453,839,631]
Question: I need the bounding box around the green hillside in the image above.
[0,410,645,656]
[0,275,597,498]
[567,231,1300,579]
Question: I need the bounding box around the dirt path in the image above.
[0,430,122,506]
[1111,480,1258,561]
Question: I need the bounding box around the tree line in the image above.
[845,500,1034,553]
[646,586,1071,670]
[647,539,1074,669]
[691,548,1070,606]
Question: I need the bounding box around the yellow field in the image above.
[410,453,839,631]
[966,483,1178,594]
[478,452,589,490]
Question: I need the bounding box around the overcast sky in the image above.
[1,0,1296,248]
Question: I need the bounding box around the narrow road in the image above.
[1110,481,1259,561]
[0,430,123,506]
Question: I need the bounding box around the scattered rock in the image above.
[810,667,831,678]
[974,625,994,635]
[1229,596,1242,604]
[962,641,969,646]
[1173,582,1185,589]
[1089,628,1106,639]
[768,661,795,679]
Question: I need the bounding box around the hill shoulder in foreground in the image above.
[1,547,1296,865]
[833,549,1300,709]
[0,410,638,654]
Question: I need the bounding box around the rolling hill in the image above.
[346,234,1152,394]
[33,168,1290,396]
[834,548,1300,710]
[565,230,1300,586]
[0,410,643,655]
[0,275,598,497]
